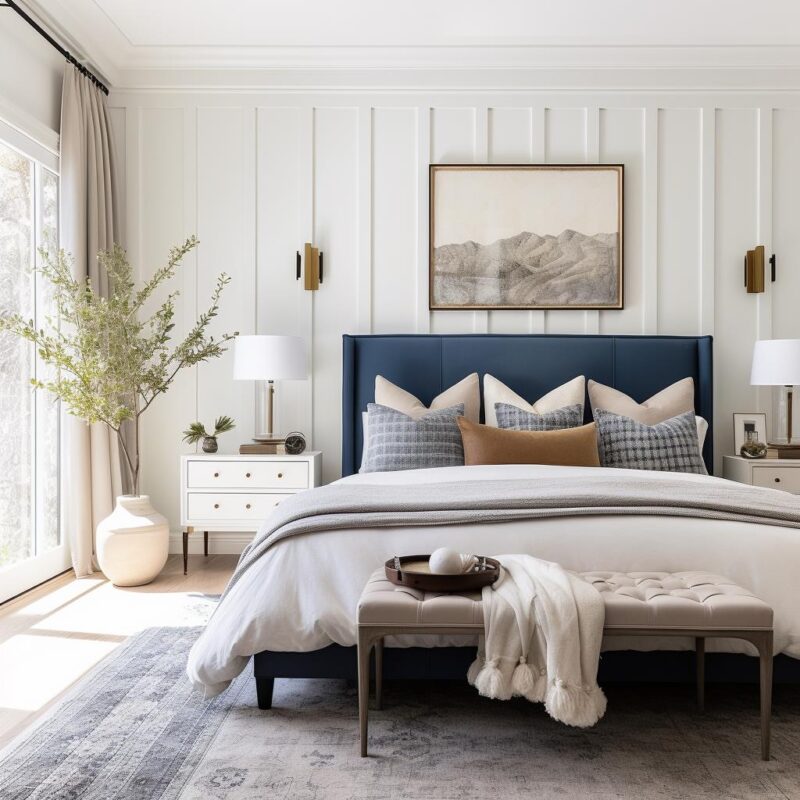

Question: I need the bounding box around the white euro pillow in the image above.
[375,372,480,423]
[483,374,586,429]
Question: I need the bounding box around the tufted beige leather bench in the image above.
[357,568,774,759]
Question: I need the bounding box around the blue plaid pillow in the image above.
[361,403,465,473]
[495,402,584,431]
[595,409,707,474]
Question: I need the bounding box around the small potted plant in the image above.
[183,416,236,453]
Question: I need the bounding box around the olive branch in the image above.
[0,237,237,495]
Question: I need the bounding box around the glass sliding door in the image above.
[0,135,66,603]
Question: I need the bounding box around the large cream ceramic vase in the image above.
[96,495,169,586]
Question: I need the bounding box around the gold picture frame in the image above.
[429,164,624,311]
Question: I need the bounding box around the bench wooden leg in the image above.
[695,636,705,711]
[204,530,208,557]
[358,627,373,757]
[757,631,773,761]
[375,637,384,710]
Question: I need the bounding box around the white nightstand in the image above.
[179,452,322,574]
[722,455,800,494]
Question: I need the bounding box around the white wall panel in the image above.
[107,107,126,244]
[109,88,800,544]
[772,110,800,342]
[488,108,532,163]
[487,107,534,334]
[313,108,359,483]
[657,109,702,334]
[430,107,477,334]
[544,108,590,334]
[137,108,190,526]
[256,107,308,435]
[715,109,759,464]
[196,107,256,451]
[599,108,645,335]
[372,108,417,333]
[771,109,800,435]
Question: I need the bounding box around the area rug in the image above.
[2,627,800,800]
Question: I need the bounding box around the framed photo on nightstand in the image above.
[733,412,767,453]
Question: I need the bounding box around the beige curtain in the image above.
[60,64,125,577]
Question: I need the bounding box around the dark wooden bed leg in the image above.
[695,636,705,711]
[256,677,275,710]
[203,530,208,557]
[182,529,189,575]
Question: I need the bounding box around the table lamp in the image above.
[750,339,800,444]
[233,335,307,442]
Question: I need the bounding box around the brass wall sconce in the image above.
[296,243,324,291]
[744,246,776,293]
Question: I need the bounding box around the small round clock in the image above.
[284,431,307,455]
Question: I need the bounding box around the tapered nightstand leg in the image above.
[204,530,208,557]
[183,526,193,575]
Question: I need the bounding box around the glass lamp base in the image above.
[773,385,795,445]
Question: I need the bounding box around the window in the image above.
[0,133,64,601]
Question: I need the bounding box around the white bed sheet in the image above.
[188,465,800,694]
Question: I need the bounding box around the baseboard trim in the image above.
[168,531,254,555]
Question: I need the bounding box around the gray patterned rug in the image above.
[2,626,800,800]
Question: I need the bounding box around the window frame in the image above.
[0,117,67,603]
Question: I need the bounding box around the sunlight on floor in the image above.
[36,584,217,638]
[10,578,104,619]
[0,633,117,712]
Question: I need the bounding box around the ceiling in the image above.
[22,0,800,88]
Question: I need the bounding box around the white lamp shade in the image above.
[233,335,307,381]
[750,339,800,386]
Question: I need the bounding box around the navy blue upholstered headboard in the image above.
[341,334,714,476]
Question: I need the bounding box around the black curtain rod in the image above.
[1,0,109,95]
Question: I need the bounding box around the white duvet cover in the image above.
[188,464,800,695]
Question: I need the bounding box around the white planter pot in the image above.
[96,495,169,587]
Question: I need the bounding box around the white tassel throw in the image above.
[473,555,606,728]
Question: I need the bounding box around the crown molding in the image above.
[98,45,800,93]
[111,43,800,70]
[108,63,800,95]
[22,0,800,94]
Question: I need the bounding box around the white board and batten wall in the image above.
[107,81,800,548]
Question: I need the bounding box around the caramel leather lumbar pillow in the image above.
[458,417,600,468]
[587,377,694,425]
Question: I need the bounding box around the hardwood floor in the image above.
[0,554,237,751]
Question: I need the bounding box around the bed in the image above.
[187,334,800,703]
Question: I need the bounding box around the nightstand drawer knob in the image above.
[213,472,219,478]
[214,503,220,509]
[277,472,284,479]
[245,472,251,478]
[246,503,251,509]
[775,478,781,483]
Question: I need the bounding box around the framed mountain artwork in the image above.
[429,164,624,310]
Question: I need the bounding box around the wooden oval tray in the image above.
[384,554,500,592]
